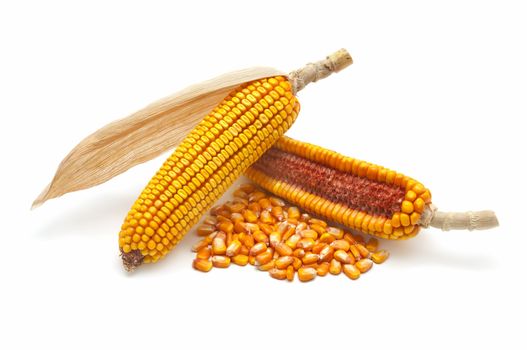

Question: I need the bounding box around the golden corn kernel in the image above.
[257,260,275,271]
[297,267,317,282]
[242,209,258,223]
[318,245,334,263]
[286,265,295,281]
[249,242,267,256]
[356,244,370,258]
[319,233,335,244]
[371,250,390,264]
[197,224,216,237]
[260,210,274,224]
[349,245,361,261]
[285,234,301,249]
[275,256,294,269]
[270,197,285,207]
[211,256,231,268]
[342,264,360,280]
[293,248,306,258]
[269,268,287,280]
[212,236,227,255]
[297,237,315,250]
[288,206,300,219]
[193,258,213,272]
[355,258,373,273]
[275,242,293,256]
[253,231,269,244]
[300,229,318,240]
[271,206,284,220]
[330,239,350,251]
[327,227,344,239]
[217,221,234,234]
[334,249,352,264]
[292,257,302,270]
[269,231,281,247]
[316,262,330,276]
[225,240,242,257]
[401,200,414,214]
[329,259,342,275]
[196,246,211,260]
[232,254,249,266]
[241,234,255,249]
[255,251,273,266]
[302,252,319,265]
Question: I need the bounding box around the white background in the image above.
[1,1,526,349]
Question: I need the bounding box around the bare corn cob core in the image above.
[246,136,432,240]
[119,77,300,270]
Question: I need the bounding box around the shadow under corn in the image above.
[33,191,136,238]
[380,233,497,271]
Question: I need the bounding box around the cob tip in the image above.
[120,249,143,272]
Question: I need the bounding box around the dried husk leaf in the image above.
[32,67,284,208]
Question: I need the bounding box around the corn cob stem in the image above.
[246,136,498,240]
[289,49,353,94]
[420,207,498,231]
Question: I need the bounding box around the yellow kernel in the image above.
[276,243,293,256]
[193,258,212,272]
[329,259,342,275]
[297,267,317,282]
[269,268,287,280]
[232,254,249,266]
[211,256,231,268]
[255,251,273,266]
[334,249,352,264]
[401,201,414,214]
[275,256,294,269]
[330,239,350,251]
[212,236,227,255]
[249,242,267,256]
[343,264,360,280]
[226,240,242,257]
[196,247,211,260]
[371,250,390,264]
[286,266,295,281]
[414,198,425,213]
[316,262,330,276]
[355,258,373,273]
[400,213,411,227]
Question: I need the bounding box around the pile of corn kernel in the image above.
[192,184,389,282]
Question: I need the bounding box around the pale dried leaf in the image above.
[33,67,285,208]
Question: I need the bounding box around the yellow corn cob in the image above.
[118,50,352,270]
[247,136,498,239]
[119,77,300,270]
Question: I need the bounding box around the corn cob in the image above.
[119,50,353,270]
[246,136,498,240]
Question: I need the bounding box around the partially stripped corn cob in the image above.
[119,50,353,270]
[246,136,498,240]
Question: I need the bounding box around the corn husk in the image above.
[32,67,284,208]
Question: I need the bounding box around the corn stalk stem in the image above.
[288,49,353,94]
